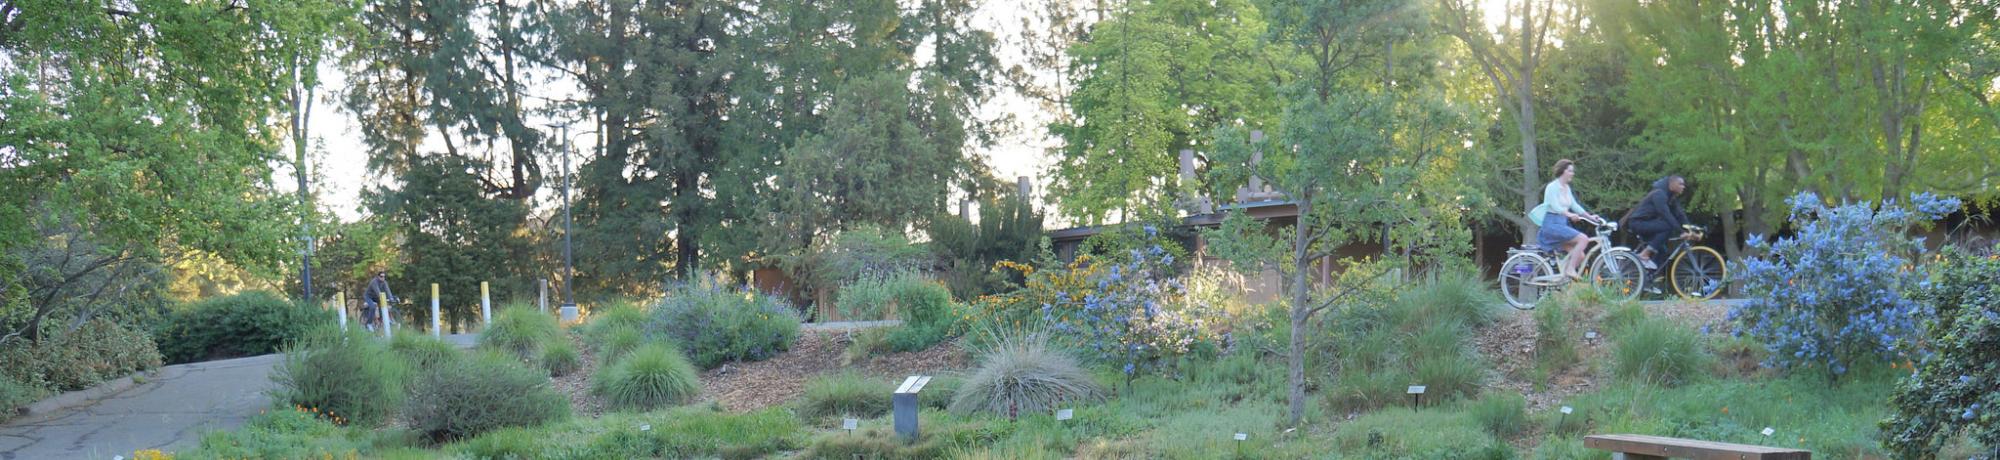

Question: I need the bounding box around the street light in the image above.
[550,123,593,323]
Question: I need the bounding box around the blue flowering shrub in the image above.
[1730,192,1959,379]
[1882,244,2000,458]
[1030,227,1218,384]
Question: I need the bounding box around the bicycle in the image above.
[1498,217,1647,309]
[1651,224,1727,300]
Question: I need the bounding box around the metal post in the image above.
[430,283,441,338]
[334,291,347,332]
[559,125,579,323]
[538,278,548,313]
[481,281,492,326]
[894,375,932,441]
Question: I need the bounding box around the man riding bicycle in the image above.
[1623,176,1690,270]
[361,271,398,331]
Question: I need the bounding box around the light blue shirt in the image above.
[1527,181,1589,224]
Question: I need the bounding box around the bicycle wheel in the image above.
[1591,249,1647,302]
[1670,246,1727,300]
[1500,252,1554,310]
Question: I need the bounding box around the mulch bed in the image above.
[550,329,970,416]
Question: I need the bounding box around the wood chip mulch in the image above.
[693,330,970,412]
[551,333,607,418]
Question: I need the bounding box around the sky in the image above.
[296,1,1060,223]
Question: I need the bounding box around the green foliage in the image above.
[1557,370,1898,457]
[0,373,44,421]
[951,335,1104,417]
[593,343,701,412]
[387,334,460,370]
[646,283,800,369]
[582,301,647,346]
[404,352,571,443]
[1883,244,2000,458]
[1534,293,1581,377]
[443,407,807,459]
[1331,409,1513,459]
[541,340,581,378]
[270,327,408,427]
[930,193,1047,299]
[1467,393,1531,438]
[595,325,643,365]
[839,272,960,350]
[798,371,891,420]
[479,307,560,362]
[802,410,1019,460]
[1613,317,1711,387]
[156,291,331,364]
[0,318,162,393]
[1324,277,1490,412]
[790,226,935,299]
[179,409,372,460]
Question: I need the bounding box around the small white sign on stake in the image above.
[1560,406,1574,415]
[842,418,859,430]
[1407,385,1427,394]
[1761,427,1775,437]
[1056,409,1074,421]
[639,424,651,432]
[1233,433,1248,441]
[1585,331,1599,340]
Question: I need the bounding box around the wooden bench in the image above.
[1584,434,1810,460]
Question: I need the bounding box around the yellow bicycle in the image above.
[1657,225,1727,300]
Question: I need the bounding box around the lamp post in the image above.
[554,123,579,322]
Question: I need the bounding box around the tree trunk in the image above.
[1287,196,1315,427]
[1514,84,1540,240]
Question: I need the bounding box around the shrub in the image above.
[1534,294,1580,375]
[269,327,407,427]
[180,408,369,459]
[576,407,807,459]
[480,307,560,362]
[1389,269,1502,329]
[388,333,459,370]
[843,327,893,364]
[1612,318,1710,387]
[1055,237,1212,382]
[541,340,581,377]
[792,225,934,297]
[583,301,647,347]
[155,291,329,364]
[1883,244,2000,458]
[885,320,957,353]
[0,318,163,392]
[0,373,43,419]
[1323,276,1489,411]
[799,371,889,420]
[594,343,701,411]
[596,324,643,364]
[1732,191,1958,378]
[951,335,1103,417]
[1466,393,1530,437]
[647,282,800,370]
[404,352,570,442]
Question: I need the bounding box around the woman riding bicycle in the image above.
[1528,159,1602,281]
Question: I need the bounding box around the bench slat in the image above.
[1584,434,1810,460]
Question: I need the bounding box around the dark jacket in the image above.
[1624,178,1689,229]
[362,276,397,307]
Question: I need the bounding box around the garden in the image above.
[108,194,1999,459]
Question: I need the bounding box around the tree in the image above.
[1436,0,1560,235]
[929,192,1047,299]
[1,0,349,345]
[1050,0,1288,224]
[1204,0,1477,427]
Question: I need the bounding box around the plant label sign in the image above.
[843,418,859,431]
[1056,409,1074,421]
[1406,386,1426,395]
[1585,331,1599,340]
[1560,406,1573,415]
[639,424,651,432]
[1761,427,1775,437]
[1233,433,1248,441]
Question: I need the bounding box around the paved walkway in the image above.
[0,334,475,460]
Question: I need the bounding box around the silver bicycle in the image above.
[1498,218,1647,309]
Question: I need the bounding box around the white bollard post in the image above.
[379,292,393,339]
[538,278,548,313]
[481,281,493,327]
[335,292,347,332]
[431,283,442,338]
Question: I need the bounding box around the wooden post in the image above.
[481,281,493,327]
[334,291,347,332]
[431,283,442,338]
[379,292,393,339]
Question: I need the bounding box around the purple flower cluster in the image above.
[1055,240,1209,379]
